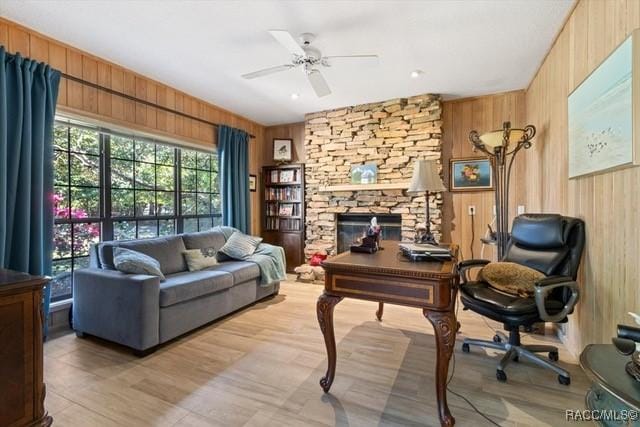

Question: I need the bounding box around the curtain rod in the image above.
[60,73,256,139]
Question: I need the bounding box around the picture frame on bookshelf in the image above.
[273,138,293,163]
[279,204,294,216]
[249,174,257,192]
[279,169,296,183]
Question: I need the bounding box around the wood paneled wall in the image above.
[0,17,264,234]
[523,0,640,356]
[263,122,306,166]
[441,91,526,261]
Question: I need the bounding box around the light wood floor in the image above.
[44,280,589,426]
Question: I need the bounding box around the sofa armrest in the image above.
[73,268,161,351]
[534,276,579,323]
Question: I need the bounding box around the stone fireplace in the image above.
[304,94,443,259]
[336,213,401,253]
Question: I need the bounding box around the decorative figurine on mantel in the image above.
[612,312,640,381]
[350,217,382,253]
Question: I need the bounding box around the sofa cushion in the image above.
[159,270,233,307]
[219,232,262,260]
[183,249,218,272]
[98,235,188,275]
[182,230,227,252]
[207,261,260,284]
[113,248,165,280]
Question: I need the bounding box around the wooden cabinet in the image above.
[0,269,51,427]
[262,164,305,272]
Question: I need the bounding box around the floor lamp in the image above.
[469,121,536,259]
[407,159,446,245]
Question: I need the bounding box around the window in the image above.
[50,121,221,303]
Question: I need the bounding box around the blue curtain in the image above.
[0,46,61,337]
[217,125,250,234]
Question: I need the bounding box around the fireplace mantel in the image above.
[318,182,410,192]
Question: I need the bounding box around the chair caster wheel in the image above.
[492,334,502,343]
[496,370,507,382]
[549,351,559,362]
[462,343,470,353]
[558,375,571,385]
[513,355,519,362]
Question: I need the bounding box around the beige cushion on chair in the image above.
[479,262,545,297]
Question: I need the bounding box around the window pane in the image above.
[196,170,211,193]
[135,141,155,163]
[54,151,69,185]
[157,191,174,216]
[156,165,174,191]
[181,192,196,215]
[114,220,136,240]
[211,173,219,193]
[70,127,99,154]
[70,154,100,186]
[213,216,222,227]
[111,135,134,160]
[183,218,198,233]
[197,193,211,215]
[181,150,196,168]
[211,193,221,214]
[156,145,175,165]
[111,189,134,217]
[159,219,175,236]
[51,259,72,302]
[197,153,211,170]
[198,217,213,231]
[135,162,155,189]
[73,222,100,257]
[53,125,68,151]
[111,159,134,189]
[75,256,90,270]
[54,187,69,219]
[70,187,100,218]
[181,168,196,192]
[138,220,158,239]
[53,223,72,259]
[135,190,155,216]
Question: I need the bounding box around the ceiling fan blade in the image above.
[322,55,379,67]
[307,70,331,97]
[268,30,306,56]
[241,64,295,79]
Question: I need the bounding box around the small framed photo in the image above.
[249,174,257,192]
[450,157,493,192]
[273,138,293,162]
[279,169,296,183]
[350,163,378,184]
[279,204,294,216]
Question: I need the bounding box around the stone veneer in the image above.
[304,94,443,259]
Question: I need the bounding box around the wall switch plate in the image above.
[468,205,476,216]
[492,205,496,215]
[517,205,526,215]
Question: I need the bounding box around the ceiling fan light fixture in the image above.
[410,70,423,79]
[290,93,299,100]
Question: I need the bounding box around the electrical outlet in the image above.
[492,205,496,215]
[517,205,526,215]
[468,205,476,216]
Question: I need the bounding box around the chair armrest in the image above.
[534,276,579,323]
[73,268,161,350]
[457,259,491,283]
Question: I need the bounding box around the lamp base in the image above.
[415,232,438,246]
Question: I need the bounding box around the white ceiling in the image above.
[1,0,573,126]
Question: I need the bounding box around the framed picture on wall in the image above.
[450,157,493,191]
[249,174,257,192]
[273,138,293,162]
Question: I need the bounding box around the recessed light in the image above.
[410,70,423,79]
[290,93,300,100]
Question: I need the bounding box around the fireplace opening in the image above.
[336,213,402,254]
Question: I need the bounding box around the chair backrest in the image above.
[503,214,585,280]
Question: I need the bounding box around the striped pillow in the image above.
[113,247,165,280]
[219,232,263,260]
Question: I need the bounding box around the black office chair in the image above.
[458,213,585,385]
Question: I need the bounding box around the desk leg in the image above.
[424,309,457,427]
[317,293,343,393]
[376,302,384,321]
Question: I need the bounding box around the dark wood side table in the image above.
[318,241,459,427]
[0,269,52,427]
[580,344,640,426]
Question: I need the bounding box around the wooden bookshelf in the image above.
[262,164,305,272]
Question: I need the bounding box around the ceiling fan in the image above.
[242,30,379,98]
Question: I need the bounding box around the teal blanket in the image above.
[213,226,287,286]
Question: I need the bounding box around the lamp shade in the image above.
[479,128,526,148]
[407,160,446,194]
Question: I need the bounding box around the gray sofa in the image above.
[72,228,280,355]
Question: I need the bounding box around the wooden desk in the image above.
[318,241,459,427]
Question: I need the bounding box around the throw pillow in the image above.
[219,232,263,260]
[183,248,219,272]
[479,262,545,297]
[113,247,165,280]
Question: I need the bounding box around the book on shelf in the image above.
[265,186,300,201]
[268,168,299,184]
[265,217,301,231]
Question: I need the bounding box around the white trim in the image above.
[50,299,72,312]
